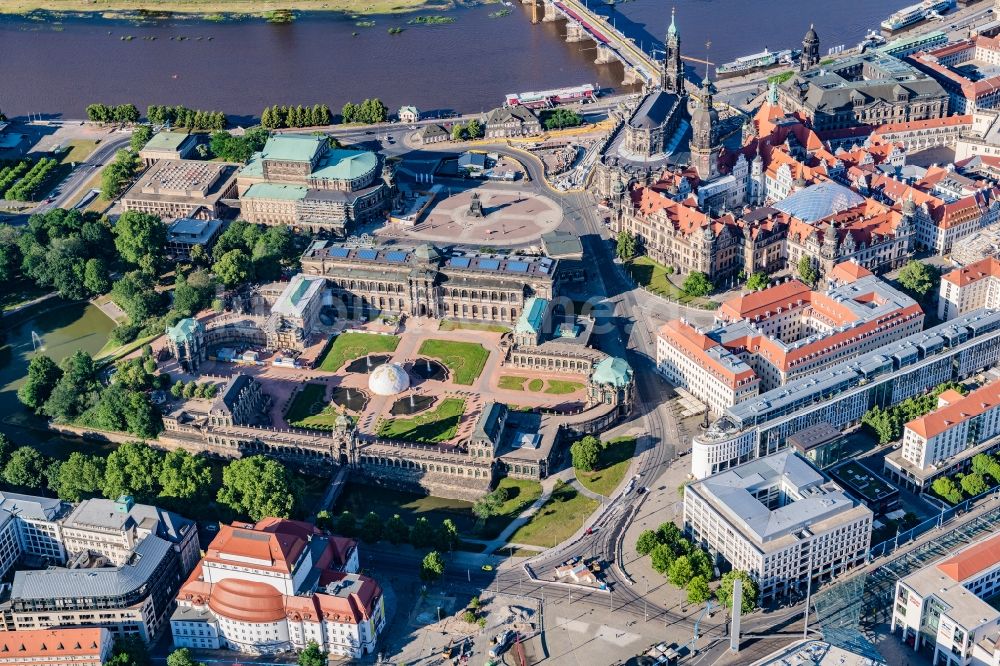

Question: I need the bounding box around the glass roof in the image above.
[772,181,866,222]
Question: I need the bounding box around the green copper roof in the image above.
[310,149,378,182]
[243,183,308,201]
[592,356,632,388]
[259,134,325,163]
[515,297,548,335]
[143,131,193,152]
[240,153,264,178]
[667,8,677,36]
[166,317,202,342]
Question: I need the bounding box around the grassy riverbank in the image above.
[0,0,476,17]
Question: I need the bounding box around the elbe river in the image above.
[0,0,906,120]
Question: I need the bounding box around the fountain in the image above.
[411,358,448,382]
[346,354,391,374]
[331,386,369,412]
[389,393,436,416]
[30,331,44,352]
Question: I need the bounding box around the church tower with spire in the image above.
[690,77,721,181]
[662,8,685,94]
[801,24,820,71]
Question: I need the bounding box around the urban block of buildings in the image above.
[171,518,383,658]
[120,159,239,221]
[656,264,922,414]
[909,35,1000,113]
[684,450,872,603]
[939,257,1000,321]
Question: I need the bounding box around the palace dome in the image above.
[368,363,410,396]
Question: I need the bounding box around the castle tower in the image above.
[662,8,685,94]
[690,77,721,181]
[801,24,820,71]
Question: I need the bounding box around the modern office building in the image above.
[120,159,239,220]
[60,496,200,576]
[884,381,1000,491]
[692,309,1000,478]
[171,518,382,658]
[684,450,872,603]
[137,131,198,166]
[0,492,69,565]
[892,531,1000,666]
[0,628,114,666]
[0,535,182,642]
[939,257,1000,321]
[165,217,225,261]
[787,422,847,469]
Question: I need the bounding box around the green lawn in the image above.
[376,397,466,443]
[418,339,489,385]
[508,481,599,548]
[498,375,527,391]
[528,378,544,392]
[439,320,510,334]
[319,332,400,372]
[545,380,584,395]
[285,383,342,430]
[627,257,717,307]
[576,436,637,497]
[332,481,477,532]
[481,477,543,539]
[58,139,99,165]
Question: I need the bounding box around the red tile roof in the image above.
[907,381,1000,440]
[829,261,873,284]
[937,531,1000,582]
[0,629,109,665]
[942,257,1000,287]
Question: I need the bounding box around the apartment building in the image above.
[171,518,382,658]
[684,450,872,603]
[0,492,69,565]
[940,257,1000,321]
[884,381,1000,491]
[0,628,114,666]
[892,531,1000,666]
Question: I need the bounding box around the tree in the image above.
[103,442,165,501]
[100,148,140,201]
[451,123,465,141]
[214,249,253,287]
[472,486,508,520]
[111,270,163,324]
[570,435,601,472]
[862,406,899,445]
[385,514,409,544]
[649,543,675,575]
[668,554,695,587]
[745,272,769,291]
[166,648,204,666]
[43,350,98,421]
[83,257,111,295]
[961,472,989,497]
[438,518,459,551]
[52,452,105,501]
[420,550,445,582]
[688,548,714,581]
[410,516,435,548]
[797,256,819,286]
[543,108,583,130]
[360,511,382,542]
[686,575,712,604]
[158,449,212,501]
[973,454,998,482]
[172,269,216,317]
[615,230,636,261]
[18,354,62,413]
[0,435,12,472]
[3,447,48,488]
[682,271,713,297]
[717,570,758,614]
[108,635,149,666]
[130,125,153,152]
[897,260,938,299]
[933,476,964,504]
[335,511,357,537]
[218,456,295,521]
[297,642,327,666]
[465,118,483,139]
[636,529,659,556]
[114,211,167,273]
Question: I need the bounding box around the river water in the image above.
[0,0,906,119]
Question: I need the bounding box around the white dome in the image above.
[368,362,410,396]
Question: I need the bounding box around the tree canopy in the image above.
[570,435,600,472]
[217,455,295,521]
[717,570,759,614]
[897,260,939,299]
[682,271,713,297]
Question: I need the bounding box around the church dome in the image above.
[804,24,819,42]
[368,362,410,396]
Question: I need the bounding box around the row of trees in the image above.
[146,105,227,130]
[4,157,57,202]
[170,379,219,399]
[260,104,333,129]
[86,103,140,124]
[341,98,389,124]
[636,522,719,606]
[0,160,30,198]
[317,508,460,551]
[861,381,966,444]
[100,147,141,201]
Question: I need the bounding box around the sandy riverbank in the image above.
[0,0,483,17]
